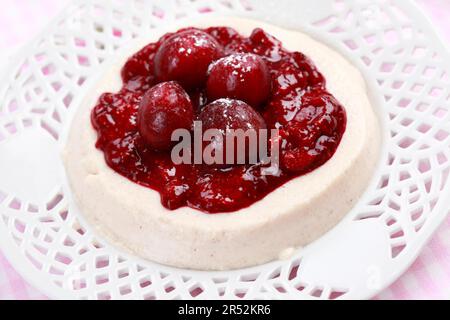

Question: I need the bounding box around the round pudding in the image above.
[64,17,380,270]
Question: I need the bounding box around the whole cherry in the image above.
[154,29,224,90]
[206,53,272,107]
[138,81,194,151]
[199,98,267,166]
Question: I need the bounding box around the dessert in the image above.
[64,17,380,270]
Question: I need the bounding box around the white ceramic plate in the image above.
[0,0,450,300]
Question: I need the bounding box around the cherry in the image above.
[199,99,267,165]
[137,81,194,151]
[206,53,272,107]
[154,29,224,90]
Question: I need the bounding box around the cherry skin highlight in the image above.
[206,53,271,107]
[154,29,224,90]
[137,81,194,151]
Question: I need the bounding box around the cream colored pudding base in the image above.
[64,17,381,270]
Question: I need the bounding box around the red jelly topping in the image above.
[91,26,347,214]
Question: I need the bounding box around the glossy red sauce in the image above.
[91,27,347,213]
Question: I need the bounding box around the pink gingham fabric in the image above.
[0,0,449,300]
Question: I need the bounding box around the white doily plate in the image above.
[1,0,450,300]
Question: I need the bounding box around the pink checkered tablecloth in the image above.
[0,0,450,300]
